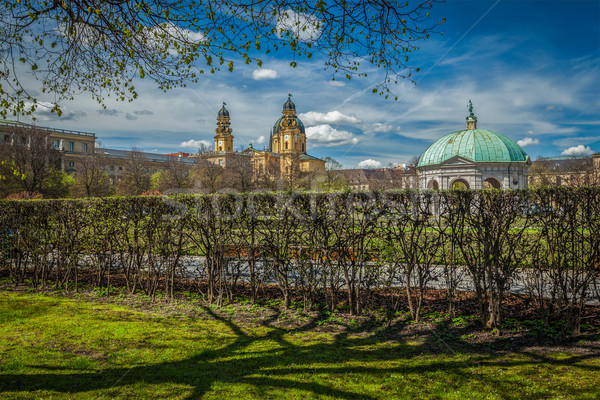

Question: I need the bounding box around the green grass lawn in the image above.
[1,291,599,399]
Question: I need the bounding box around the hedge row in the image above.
[1,188,599,334]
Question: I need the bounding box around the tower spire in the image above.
[215,101,233,152]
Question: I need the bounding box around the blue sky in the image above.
[16,0,600,168]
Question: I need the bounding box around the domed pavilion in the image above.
[417,101,531,190]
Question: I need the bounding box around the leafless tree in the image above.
[385,191,440,322]
[0,127,70,198]
[197,142,211,154]
[192,158,224,193]
[72,145,112,197]
[254,157,281,191]
[281,153,313,191]
[314,156,348,191]
[408,155,421,168]
[224,153,254,192]
[154,156,193,193]
[117,148,152,196]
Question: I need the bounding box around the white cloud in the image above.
[517,137,540,147]
[57,22,104,47]
[553,135,600,148]
[134,109,154,115]
[358,159,382,169]
[561,145,594,156]
[25,101,86,121]
[276,9,320,42]
[299,111,361,126]
[180,139,210,149]
[144,23,204,56]
[369,123,396,133]
[255,135,266,144]
[328,80,346,87]
[160,23,204,43]
[252,69,279,80]
[97,108,120,117]
[306,124,359,147]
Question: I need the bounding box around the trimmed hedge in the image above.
[1,188,599,334]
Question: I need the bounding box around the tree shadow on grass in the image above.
[1,305,600,399]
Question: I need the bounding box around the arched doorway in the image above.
[427,179,439,190]
[450,178,470,190]
[483,177,501,189]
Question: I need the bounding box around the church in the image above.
[202,95,326,177]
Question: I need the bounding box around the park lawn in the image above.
[0,291,599,400]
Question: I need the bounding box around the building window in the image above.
[119,166,123,171]
[83,143,88,152]
[69,162,75,167]
[302,143,305,152]
[68,142,74,152]
[219,159,223,166]
[3,134,9,143]
[110,166,114,171]
[556,176,562,186]
[285,142,288,150]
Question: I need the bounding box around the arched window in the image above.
[302,143,305,152]
[450,179,470,190]
[427,180,439,190]
[483,178,501,189]
[285,142,288,150]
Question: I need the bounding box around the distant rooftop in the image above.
[536,155,590,161]
[0,120,96,138]
[100,148,197,165]
[533,156,593,172]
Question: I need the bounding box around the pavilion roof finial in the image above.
[467,99,477,120]
[466,99,477,129]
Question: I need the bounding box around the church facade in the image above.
[202,95,326,177]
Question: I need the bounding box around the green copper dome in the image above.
[418,129,529,167]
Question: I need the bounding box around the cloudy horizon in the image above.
[10,1,599,169]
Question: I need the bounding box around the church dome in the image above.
[218,103,229,117]
[418,128,529,167]
[283,95,295,111]
[272,115,305,134]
